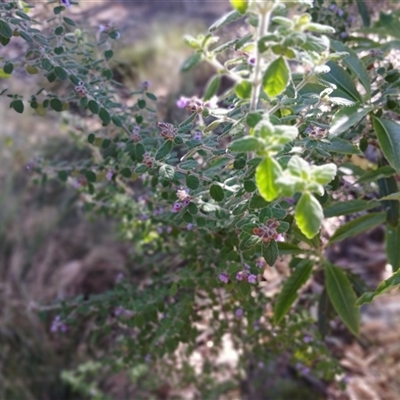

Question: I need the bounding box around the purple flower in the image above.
[176,96,190,109]
[60,0,71,7]
[276,234,285,242]
[193,131,202,141]
[218,272,229,283]
[340,32,348,39]
[244,263,251,270]
[337,8,344,17]
[303,334,313,343]
[256,258,265,269]
[248,56,256,66]
[140,81,150,91]
[114,306,125,317]
[235,308,243,317]
[157,226,163,234]
[115,272,125,283]
[171,202,184,213]
[166,226,172,234]
[247,274,257,284]
[329,4,337,11]
[187,223,194,230]
[106,171,113,181]
[145,354,151,362]
[236,271,245,281]
[51,315,67,333]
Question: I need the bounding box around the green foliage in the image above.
[2,0,400,395]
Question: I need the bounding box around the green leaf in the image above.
[146,92,157,101]
[356,0,371,27]
[155,140,173,160]
[262,57,290,98]
[104,49,113,60]
[277,242,303,255]
[386,224,400,272]
[325,263,360,335]
[3,62,13,74]
[58,170,68,182]
[137,99,146,109]
[320,137,362,155]
[310,163,337,185]
[26,65,39,74]
[262,240,279,266]
[256,156,283,202]
[0,35,10,46]
[380,192,400,201]
[41,59,52,71]
[230,0,248,14]
[186,175,200,190]
[10,99,24,114]
[357,165,395,184]
[63,17,76,26]
[99,108,111,125]
[85,171,97,183]
[210,184,224,202]
[229,136,263,152]
[324,200,380,218]
[54,66,68,81]
[209,10,241,32]
[203,75,220,101]
[88,100,100,114]
[295,192,323,239]
[373,117,400,173]
[112,115,123,127]
[0,69,10,78]
[378,174,399,227]
[50,98,63,112]
[159,165,175,180]
[120,168,132,178]
[181,53,202,72]
[329,105,372,137]
[0,20,13,39]
[322,61,361,103]
[273,260,313,324]
[235,80,252,99]
[330,40,371,97]
[246,112,263,128]
[328,212,386,244]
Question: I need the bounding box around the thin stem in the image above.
[249,10,271,113]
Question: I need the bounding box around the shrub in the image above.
[1,0,400,395]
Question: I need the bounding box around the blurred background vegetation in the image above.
[1,0,400,399]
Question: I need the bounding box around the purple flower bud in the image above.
[276,234,285,242]
[329,4,337,11]
[176,97,190,109]
[50,315,67,333]
[340,31,348,39]
[244,263,251,270]
[248,56,256,66]
[247,274,257,284]
[337,8,344,17]
[187,223,194,230]
[235,308,243,317]
[140,81,150,91]
[218,272,229,283]
[145,354,151,362]
[166,226,172,234]
[157,226,163,234]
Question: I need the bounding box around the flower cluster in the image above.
[74,81,87,97]
[157,122,177,140]
[143,152,155,168]
[253,219,280,243]
[50,315,67,333]
[236,265,257,284]
[176,96,218,113]
[305,125,328,141]
[130,126,141,142]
